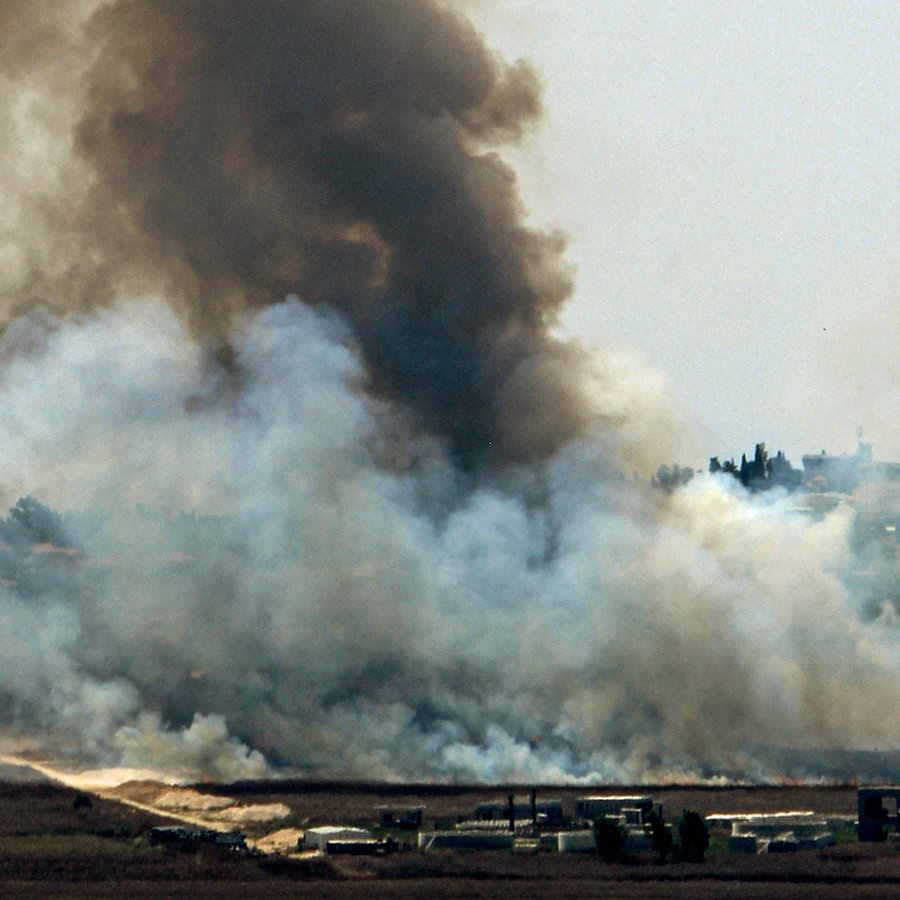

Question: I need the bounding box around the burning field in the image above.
[0,0,896,788]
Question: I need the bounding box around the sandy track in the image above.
[0,754,292,847]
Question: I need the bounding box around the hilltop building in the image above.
[803,443,900,494]
[709,440,900,495]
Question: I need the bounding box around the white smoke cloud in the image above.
[0,297,895,783]
[114,712,269,783]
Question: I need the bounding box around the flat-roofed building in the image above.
[575,795,654,824]
[858,787,900,841]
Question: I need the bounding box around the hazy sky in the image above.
[470,0,899,465]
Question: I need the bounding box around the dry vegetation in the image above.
[199,781,864,829]
[0,779,898,898]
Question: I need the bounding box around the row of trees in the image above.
[653,441,805,495]
[593,809,709,863]
[709,442,803,492]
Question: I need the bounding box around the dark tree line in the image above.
[593,809,708,863]
[709,442,803,492]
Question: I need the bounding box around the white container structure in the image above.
[557,830,597,853]
[304,826,372,851]
[419,831,515,851]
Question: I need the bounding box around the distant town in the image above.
[710,440,900,496]
[655,439,900,496]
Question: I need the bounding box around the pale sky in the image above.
[470,0,899,466]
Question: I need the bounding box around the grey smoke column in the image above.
[8,0,587,465]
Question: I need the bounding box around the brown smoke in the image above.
[0,0,587,465]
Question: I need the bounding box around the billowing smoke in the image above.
[0,0,588,466]
[0,1,897,784]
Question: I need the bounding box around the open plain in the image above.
[0,776,898,897]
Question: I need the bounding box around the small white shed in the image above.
[303,826,372,851]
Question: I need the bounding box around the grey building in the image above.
[858,787,900,841]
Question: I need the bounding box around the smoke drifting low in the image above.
[0,1,897,783]
[0,300,897,784]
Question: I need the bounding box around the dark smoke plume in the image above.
[2,0,585,465]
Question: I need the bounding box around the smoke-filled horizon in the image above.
[0,0,897,784]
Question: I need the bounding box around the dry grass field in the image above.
[0,779,898,898]
[197,780,864,829]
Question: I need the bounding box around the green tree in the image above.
[8,496,67,546]
[647,808,674,862]
[593,815,627,863]
[652,463,695,492]
[677,809,709,862]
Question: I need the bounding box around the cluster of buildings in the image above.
[295,791,832,856]
[707,811,848,854]
[148,786,900,859]
[713,786,900,853]
[312,793,659,855]
[416,792,857,856]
